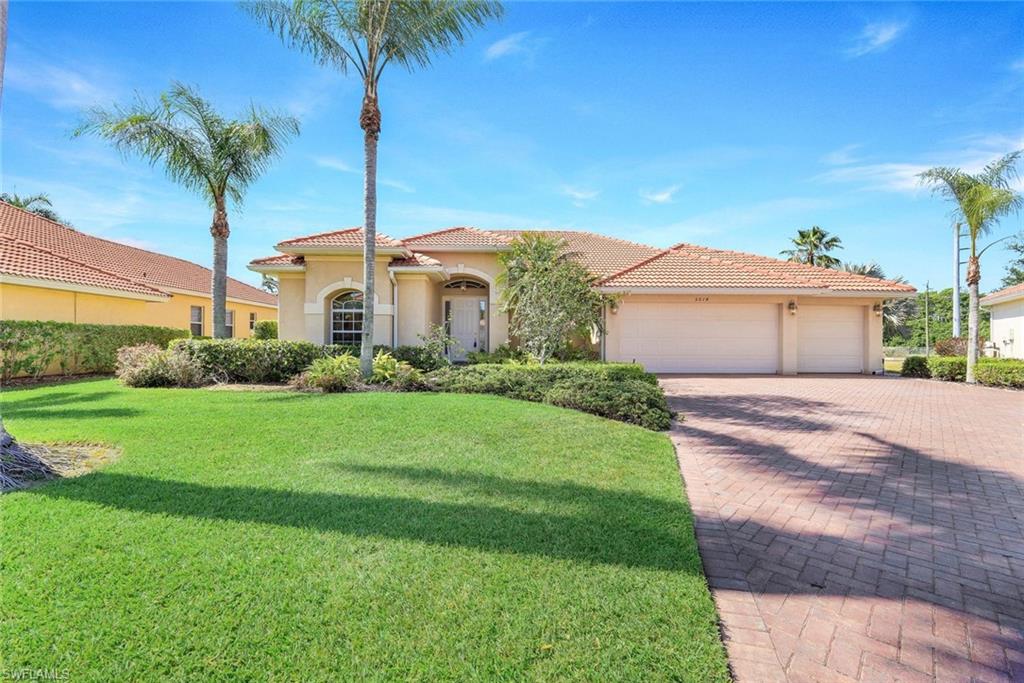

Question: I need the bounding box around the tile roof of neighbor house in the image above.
[600,243,917,293]
[276,227,405,249]
[981,282,1024,305]
[0,202,277,305]
[0,233,170,298]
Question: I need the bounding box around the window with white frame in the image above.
[225,310,235,338]
[190,306,204,337]
[249,312,257,331]
[330,291,363,345]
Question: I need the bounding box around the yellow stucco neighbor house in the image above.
[0,202,277,334]
[249,225,916,374]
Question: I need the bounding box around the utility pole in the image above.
[953,223,962,338]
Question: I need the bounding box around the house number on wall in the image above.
[693,297,710,303]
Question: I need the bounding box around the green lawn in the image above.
[0,380,728,681]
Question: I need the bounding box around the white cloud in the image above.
[5,56,120,110]
[484,31,533,61]
[663,197,838,238]
[814,131,1024,194]
[639,184,681,204]
[845,21,908,58]
[313,156,357,173]
[380,178,414,193]
[560,185,599,208]
[821,144,863,166]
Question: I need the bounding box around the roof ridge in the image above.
[674,246,821,288]
[402,226,511,244]
[277,226,361,246]
[0,231,168,296]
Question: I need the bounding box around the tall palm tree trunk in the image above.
[966,253,981,384]
[211,200,230,339]
[359,91,381,378]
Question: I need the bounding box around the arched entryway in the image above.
[442,277,489,361]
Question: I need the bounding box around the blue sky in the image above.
[2,1,1022,292]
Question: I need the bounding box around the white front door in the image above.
[447,297,487,361]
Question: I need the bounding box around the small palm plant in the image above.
[919,151,1022,382]
[781,226,843,268]
[74,83,299,338]
[246,0,503,376]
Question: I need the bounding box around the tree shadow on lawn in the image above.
[28,470,701,572]
[1,390,122,409]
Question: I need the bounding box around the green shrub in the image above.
[297,354,362,393]
[172,339,324,383]
[0,320,189,380]
[115,344,209,388]
[371,350,424,390]
[545,376,672,431]
[323,344,391,359]
[466,344,531,365]
[430,362,668,429]
[392,345,448,372]
[252,320,278,340]
[975,359,1024,388]
[900,356,931,378]
[927,356,967,382]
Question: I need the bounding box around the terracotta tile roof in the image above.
[601,243,918,294]
[0,201,277,306]
[401,226,512,249]
[981,282,1024,305]
[250,254,306,267]
[1,233,169,298]
[276,227,405,249]
[491,229,662,278]
[390,252,442,268]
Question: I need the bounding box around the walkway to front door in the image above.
[663,375,1024,682]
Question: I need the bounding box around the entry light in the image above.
[872,302,883,316]
[787,301,798,315]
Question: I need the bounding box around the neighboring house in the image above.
[981,283,1024,359]
[0,201,276,336]
[249,226,915,374]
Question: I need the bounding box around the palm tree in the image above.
[781,226,843,268]
[841,262,915,340]
[75,83,298,338]
[0,191,72,225]
[247,0,503,376]
[920,151,1023,383]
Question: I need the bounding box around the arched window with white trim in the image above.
[330,291,363,345]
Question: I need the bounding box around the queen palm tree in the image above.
[781,226,843,268]
[246,0,503,376]
[920,151,1022,383]
[841,262,915,340]
[75,83,298,338]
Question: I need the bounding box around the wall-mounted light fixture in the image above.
[787,301,798,315]
[872,302,883,316]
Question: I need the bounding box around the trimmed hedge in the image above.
[975,359,1024,388]
[901,356,930,378]
[169,339,392,383]
[429,362,670,430]
[0,320,189,380]
[927,356,967,382]
[252,320,278,340]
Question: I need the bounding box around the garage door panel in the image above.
[611,302,779,373]
[797,306,864,373]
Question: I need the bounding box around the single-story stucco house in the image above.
[981,283,1024,359]
[248,226,916,374]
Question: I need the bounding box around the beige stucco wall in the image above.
[604,292,885,375]
[988,298,1024,359]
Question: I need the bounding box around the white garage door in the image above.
[797,305,864,373]
[612,302,779,373]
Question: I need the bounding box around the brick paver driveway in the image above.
[664,376,1023,682]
